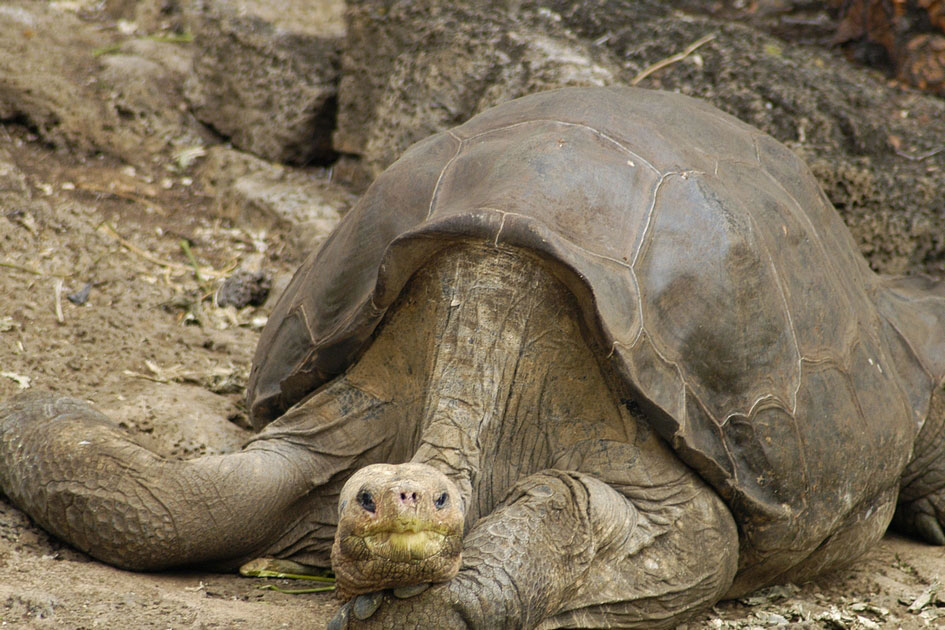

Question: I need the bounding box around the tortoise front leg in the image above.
[331,459,737,629]
[0,374,412,571]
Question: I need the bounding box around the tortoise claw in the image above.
[393,583,430,599]
[327,601,351,630]
[352,591,385,620]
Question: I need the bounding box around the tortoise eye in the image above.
[434,491,449,509]
[357,490,376,513]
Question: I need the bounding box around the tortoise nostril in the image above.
[398,490,419,505]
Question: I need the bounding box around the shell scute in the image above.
[436,120,661,264]
[633,171,800,425]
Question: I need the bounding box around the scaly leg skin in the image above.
[0,374,411,571]
[330,442,739,629]
[893,385,945,545]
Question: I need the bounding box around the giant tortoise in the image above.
[2,86,945,629]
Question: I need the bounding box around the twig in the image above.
[895,147,944,161]
[243,570,336,582]
[101,222,188,271]
[1,372,31,389]
[98,222,230,279]
[179,238,205,285]
[258,584,335,594]
[630,34,715,86]
[77,183,168,216]
[92,43,123,57]
[0,260,44,276]
[1,259,74,279]
[94,32,194,57]
[123,369,169,384]
[147,32,194,45]
[243,566,336,594]
[53,278,65,324]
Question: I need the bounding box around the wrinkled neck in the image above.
[408,245,574,525]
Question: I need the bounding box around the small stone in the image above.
[907,581,940,613]
[66,282,92,305]
[216,270,272,308]
[762,612,788,625]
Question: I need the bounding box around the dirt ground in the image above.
[2,3,945,630]
[0,122,344,628]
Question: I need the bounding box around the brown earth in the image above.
[0,122,342,628]
[2,1,945,629]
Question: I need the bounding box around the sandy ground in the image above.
[0,121,343,628]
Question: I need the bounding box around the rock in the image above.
[216,270,271,309]
[335,0,617,180]
[543,0,945,275]
[194,144,277,195]
[183,0,345,165]
[66,284,93,306]
[220,173,348,254]
[0,1,203,165]
[198,146,354,255]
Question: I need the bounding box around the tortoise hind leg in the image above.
[893,385,945,544]
[871,275,945,543]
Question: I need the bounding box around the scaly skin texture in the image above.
[894,385,945,544]
[0,375,408,570]
[5,87,945,628]
[332,469,737,629]
[0,392,316,570]
[332,463,464,599]
[0,244,741,628]
[0,237,481,571]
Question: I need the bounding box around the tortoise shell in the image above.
[246,87,945,580]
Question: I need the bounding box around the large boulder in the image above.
[334,1,617,178]
[183,0,345,165]
[0,2,204,165]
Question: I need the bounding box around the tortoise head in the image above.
[330,462,464,600]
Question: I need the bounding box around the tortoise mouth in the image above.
[361,528,450,562]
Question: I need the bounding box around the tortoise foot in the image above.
[894,495,945,545]
[895,387,945,546]
[327,583,469,630]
